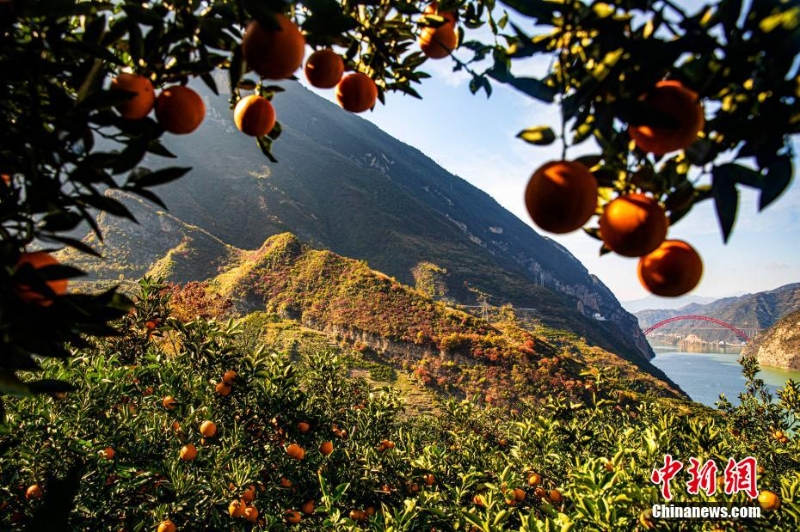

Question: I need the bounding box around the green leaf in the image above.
[129,167,191,188]
[517,126,556,145]
[507,76,556,103]
[712,166,740,243]
[500,0,558,22]
[257,135,279,163]
[760,155,793,211]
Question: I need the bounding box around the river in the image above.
[649,344,800,408]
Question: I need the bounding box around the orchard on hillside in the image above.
[1,1,799,390]
[0,278,797,530]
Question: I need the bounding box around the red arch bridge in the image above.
[642,315,754,341]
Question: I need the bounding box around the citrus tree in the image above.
[1,1,799,393]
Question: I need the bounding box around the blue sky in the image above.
[302,0,800,302]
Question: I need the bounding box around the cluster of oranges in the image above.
[525,80,706,297]
[111,73,205,135]
[239,12,376,119]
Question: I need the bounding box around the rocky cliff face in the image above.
[742,310,800,370]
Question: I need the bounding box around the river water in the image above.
[649,344,800,408]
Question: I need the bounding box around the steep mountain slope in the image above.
[211,232,683,403]
[74,76,653,363]
[741,310,800,370]
[636,283,800,343]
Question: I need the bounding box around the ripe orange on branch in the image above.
[157,520,176,532]
[199,420,216,437]
[222,370,237,385]
[14,252,68,305]
[242,15,305,80]
[419,25,458,59]
[637,239,703,297]
[110,73,155,120]
[179,443,197,461]
[156,85,205,134]
[286,443,305,460]
[336,73,378,113]
[599,193,668,257]
[305,49,344,89]
[25,484,42,500]
[525,161,598,234]
[234,95,276,137]
[628,80,705,155]
[758,490,781,511]
[229,499,246,518]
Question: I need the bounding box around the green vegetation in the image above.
[210,233,682,406]
[1,279,798,531]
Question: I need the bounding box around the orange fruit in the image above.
[301,499,315,515]
[419,25,458,59]
[222,370,238,385]
[101,446,116,460]
[179,443,197,461]
[423,474,435,486]
[157,520,176,532]
[25,484,42,500]
[286,443,305,460]
[599,193,668,257]
[629,80,705,155]
[381,439,395,449]
[349,509,367,522]
[514,488,526,502]
[110,73,155,120]
[14,252,69,305]
[305,49,344,89]
[215,381,232,396]
[155,85,205,134]
[244,506,259,523]
[1,173,10,186]
[336,73,378,113]
[280,477,293,488]
[549,489,563,504]
[534,486,546,498]
[242,15,305,80]
[199,421,216,437]
[637,239,703,297]
[527,473,542,487]
[162,396,177,410]
[758,490,781,511]
[319,441,333,456]
[473,494,485,506]
[774,430,784,440]
[234,95,276,137]
[525,161,598,234]
[297,421,310,433]
[229,499,246,518]
[284,509,302,524]
[365,506,376,516]
[241,485,256,503]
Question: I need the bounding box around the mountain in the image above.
[622,294,717,313]
[635,283,800,343]
[66,75,655,364]
[742,309,800,370]
[204,232,685,403]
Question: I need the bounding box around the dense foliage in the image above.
[2,0,800,394]
[0,279,798,530]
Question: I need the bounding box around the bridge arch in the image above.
[642,315,751,341]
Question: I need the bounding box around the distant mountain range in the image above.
[635,282,800,343]
[63,75,661,368]
[622,294,718,313]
